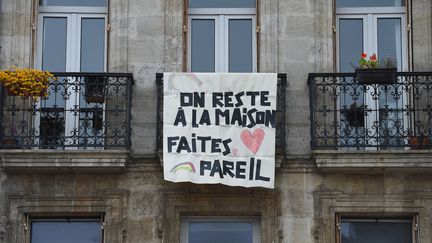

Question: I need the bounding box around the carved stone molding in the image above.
[163,191,278,243]
[3,192,128,243]
[314,191,430,243]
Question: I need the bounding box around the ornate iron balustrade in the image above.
[309,72,432,150]
[156,73,287,153]
[0,73,133,149]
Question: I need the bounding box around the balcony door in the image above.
[337,6,408,148]
[36,5,107,148]
[188,0,257,72]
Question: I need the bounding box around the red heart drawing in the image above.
[240,129,265,154]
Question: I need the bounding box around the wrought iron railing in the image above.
[0,73,133,149]
[309,72,432,150]
[156,73,287,153]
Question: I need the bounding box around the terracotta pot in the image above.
[409,136,431,149]
[2,138,20,149]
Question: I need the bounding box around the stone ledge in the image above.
[0,149,129,172]
[312,150,432,172]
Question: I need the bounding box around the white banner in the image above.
[163,73,277,188]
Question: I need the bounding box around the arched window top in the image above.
[189,0,255,8]
[336,0,404,8]
[39,0,107,7]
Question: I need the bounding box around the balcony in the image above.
[0,72,133,171]
[155,73,287,164]
[309,72,432,171]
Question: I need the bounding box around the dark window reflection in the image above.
[189,221,253,243]
[31,218,101,243]
[39,0,107,7]
[189,0,255,8]
[336,0,404,7]
[341,218,412,243]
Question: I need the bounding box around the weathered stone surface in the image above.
[0,0,432,243]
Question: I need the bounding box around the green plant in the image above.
[380,55,397,68]
[358,53,397,69]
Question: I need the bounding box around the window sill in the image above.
[0,149,128,172]
[312,149,432,172]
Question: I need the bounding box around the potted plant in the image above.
[344,103,365,127]
[0,67,54,99]
[409,133,431,149]
[84,76,106,103]
[355,53,397,85]
[1,124,20,149]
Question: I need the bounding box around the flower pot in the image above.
[355,68,397,85]
[409,135,431,149]
[344,107,365,127]
[6,89,13,96]
[85,95,105,103]
[1,138,20,149]
[84,77,105,104]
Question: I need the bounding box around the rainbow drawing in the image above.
[170,162,196,173]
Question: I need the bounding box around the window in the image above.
[188,0,257,72]
[36,1,107,148]
[30,217,103,243]
[180,217,261,243]
[336,0,407,148]
[339,218,413,243]
[336,0,404,8]
[39,0,107,7]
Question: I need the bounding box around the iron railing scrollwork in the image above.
[308,72,432,150]
[156,73,287,154]
[0,72,133,149]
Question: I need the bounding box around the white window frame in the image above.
[188,8,257,72]
[336,7,407,72]
[35,6,107,148]
[180,216,261,243]
[336,6,408,149]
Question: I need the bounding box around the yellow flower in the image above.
[0,67,52,98]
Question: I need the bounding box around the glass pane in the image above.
[189,0,255,8]
[336,0,404,7]
[191,19,215,72]
[339,19,363,72]
[377,18,403,146]
[40,0,107,7]
[189,221,253,243]
[377,18,402,70]
[31,219,101,243]
[229,19,253,72]
[81,18,105,72]
[341,220,412,243]
[42,17,67,72]
[338,19,365,147]
[40,17,67,147]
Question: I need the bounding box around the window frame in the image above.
[35,6,108,149]
[335,7,407,72]
[336,216,417,243]
[335,5,409,149]
[36,6,108,72]
[28,215,105,243]
[188,7,257,72]
[180,216,261,243]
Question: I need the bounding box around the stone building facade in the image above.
[1,0,432,243]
